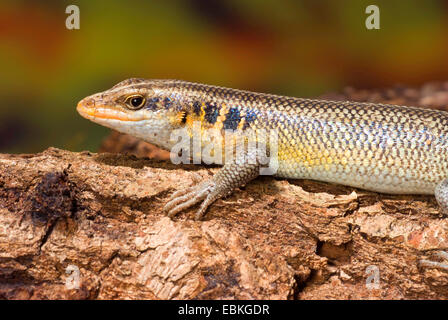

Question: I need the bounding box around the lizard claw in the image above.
[164,181,216,220]
[167,185,196,201]
[163,160,260,220]
[419,251,448,271]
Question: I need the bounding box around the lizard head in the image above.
[77,78,190,149]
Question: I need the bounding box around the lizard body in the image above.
[77,79,448,221]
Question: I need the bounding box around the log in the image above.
[1,82,448,299]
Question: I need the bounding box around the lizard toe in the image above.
[419,250,448,271]
[168,185,196,201]
[164,181,214,218]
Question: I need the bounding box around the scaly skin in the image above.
[77,78,448,269]
[78,78,448,193]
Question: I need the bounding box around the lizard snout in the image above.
[77,97,97,118]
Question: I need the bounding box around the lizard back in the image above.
[154,80,448,195]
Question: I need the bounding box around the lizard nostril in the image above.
[86,98,95,107]
[77,96,97,117]
[80,98,96,108]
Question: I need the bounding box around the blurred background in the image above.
[1,0,448,153]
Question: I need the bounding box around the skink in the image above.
[77,79,448,222]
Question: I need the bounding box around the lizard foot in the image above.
[164,180,218,220]
[419,251,448,271]
[164,159,260,220]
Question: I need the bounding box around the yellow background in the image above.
[1,0,447,153]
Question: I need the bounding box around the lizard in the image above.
[77,78,448,270]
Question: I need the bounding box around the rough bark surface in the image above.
[1,83,448,300]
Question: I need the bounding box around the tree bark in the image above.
[1,82,448,299]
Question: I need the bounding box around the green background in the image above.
[1,0,447,153]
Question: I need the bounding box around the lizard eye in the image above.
[125,95,146,110]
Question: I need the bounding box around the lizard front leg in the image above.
[164,160,260,220]
[419,178,448,271]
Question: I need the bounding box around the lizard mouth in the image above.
[76,100,141,122]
